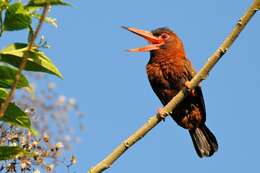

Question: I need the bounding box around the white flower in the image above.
[43,134,49,143]
[46,164,54,172]
[48,82,56,90]
[56,95,66,105]
[32,140,39,147]
[55,142,64,149]
[68,98,76,106]
[33,169,41,173]
[70,155,77,165]
[20,162,27,169]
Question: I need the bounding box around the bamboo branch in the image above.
[0,5,50,117]
[88,0,260,173]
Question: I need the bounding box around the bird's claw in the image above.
[184,81,196,97]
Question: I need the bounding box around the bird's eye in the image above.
[160,33,170,40]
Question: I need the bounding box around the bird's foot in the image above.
[184,81,195,97]
[156,107,169,121]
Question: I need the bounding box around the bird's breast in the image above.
[146,62,170,89]
[146,58,187,88]
[146,61,179,105]
[146,56,194,105]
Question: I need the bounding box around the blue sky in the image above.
[3,0,260,172]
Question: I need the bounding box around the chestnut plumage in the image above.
[124,26,218,157]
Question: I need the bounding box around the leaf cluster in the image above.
[0,0,68,163]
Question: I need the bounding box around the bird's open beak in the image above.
[122,26,165,52]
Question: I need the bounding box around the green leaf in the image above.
[0,101,33,131]
[0,87,35,133]
[0,65,29,89]
[3,2,32,31]
[0,43,63,78]
[27,0,71,7]
[0,0,8,10]
[0,91,37,134]
[0,146,29,160]
[0,88,7,100]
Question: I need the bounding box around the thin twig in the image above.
[87,0,260,173]
[0,5,50,117]
[0,11,3,37]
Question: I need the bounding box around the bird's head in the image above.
[123,26,185,56]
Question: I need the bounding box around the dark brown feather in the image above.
[147,53,205,129]
[146,27,218,157]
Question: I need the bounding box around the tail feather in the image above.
[189,124,218,157]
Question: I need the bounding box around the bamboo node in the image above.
[124,141,130,148]
[147,117,154,123]
[219,48,228,55]
[238,18,243,26]
[201,74,208,80]
[104,164,110,168]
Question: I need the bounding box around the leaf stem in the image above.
[87,0,260,172]
[0,4,50,117]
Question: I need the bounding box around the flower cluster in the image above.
[0,76,83,173]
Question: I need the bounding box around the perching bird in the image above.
[123,26,218,157]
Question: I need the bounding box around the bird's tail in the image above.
[189,124,218,157]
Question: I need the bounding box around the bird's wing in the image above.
[162,58,207,118]
[193,86,207,120]
[147,58,207,119]
[183,58,207,119]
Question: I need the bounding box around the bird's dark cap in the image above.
[152,27,174,36]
